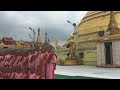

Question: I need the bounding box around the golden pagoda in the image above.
[66,11,120,66]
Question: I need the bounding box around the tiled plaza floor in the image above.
[55,65,120,79]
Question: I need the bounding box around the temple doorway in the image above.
[104,42,113,64]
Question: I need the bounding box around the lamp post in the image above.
[67,20,77,60]
[67,20,76,30]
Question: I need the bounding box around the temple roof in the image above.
[24,42,32,46]
[2,37,16,45]
[2,37,14,41]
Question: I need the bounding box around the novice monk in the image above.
[29,66,36,79]
[6,55,13,79]
[22,67,29,79]
[5,66,9,79]
[10,55,18,79]
[0,66,4,79]
[39,44,57,79]
[2,67,7,79]
[28,54,36,79]
[35,66,41,79]
[15,54,24,79]
[9,56,16,79]
[22,58,29,79]
[35,52,42,72]
[15,66,23,79]
[9,66,16,79]
[0,71,2,79]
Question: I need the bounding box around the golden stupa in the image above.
[65,11,120,66]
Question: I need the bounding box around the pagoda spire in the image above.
[107,11,120,34]
[45,28,49,43]
[37,27,42,44]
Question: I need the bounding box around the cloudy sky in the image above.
[0,11,87,46]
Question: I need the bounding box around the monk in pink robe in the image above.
[0,56,3,73]
[35,66,41,79]
[28,54,36,79]
[45,53,57,79]
[15,66,23,79]
[28,54,36,70]
[7,51,13,78]
[22,67,29,79]
[6,55,12,79]
[9,66,16,79]
[29,66,36,79]
[8,65,12,79]
[0,67,3,79]
[22,58,29,79]
[39,44,57,79]
[35,53,43,71]
[10,55,19,79]
[0,61,3,79]
[0,71,2,79]
[2,67,7,79]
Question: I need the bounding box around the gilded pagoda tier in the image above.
[77,11,120,35]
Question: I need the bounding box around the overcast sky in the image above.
[0,11,87,46]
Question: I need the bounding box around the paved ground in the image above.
[55,74,102,79]
[55,65,120,79]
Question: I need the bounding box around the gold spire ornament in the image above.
[45,29,49,44]
[36,27,42,44]
[107,11,120,35]
[35,27,42,51]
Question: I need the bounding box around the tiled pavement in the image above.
[55,65,120,79]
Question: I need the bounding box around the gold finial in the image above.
[107,11,120,34]
[45,28,49,43]
[36,27,42,44]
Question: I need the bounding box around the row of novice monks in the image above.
[0,45,57,79]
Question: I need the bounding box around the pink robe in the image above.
[18,56,24,71]
[36,75,41,79]
[29,73,36,79]
[22,74,29,79]
[9,55,15,66]
[3,56,7,66]
[0,71,2,79]
[15,73,23,79]
[7,73,11,79]
[45,54,57,79]
[13,56,19,67]
[5,73,9,79]
[2,73,7,79]
[0,57,3,68]
[28,54,36,70]
[35,53,43,70]
[10,72,16,79]
[7,55,12,66]
[4,55,10,66]
[41,53,57,79]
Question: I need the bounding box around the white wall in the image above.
[112,40,120,65]
[97,42,105,66]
